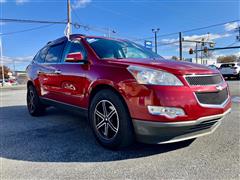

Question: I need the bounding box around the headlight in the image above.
[127,66,183,86]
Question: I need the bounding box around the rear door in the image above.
[38,41,66,100]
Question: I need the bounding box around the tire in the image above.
[27,85,46,116]
[89,89,135,149]
[237,73,240,80]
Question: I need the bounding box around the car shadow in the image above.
[0,105,194,163]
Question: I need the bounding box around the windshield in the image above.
[220,64,235,68]
[86,38,161,59]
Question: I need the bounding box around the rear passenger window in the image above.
[33,47,48,63]
[33,51,40,63]
[45,43,65,63]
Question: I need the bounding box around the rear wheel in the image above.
[27,85,46,116]
[89,89,134,149]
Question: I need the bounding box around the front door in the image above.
[53,39,89,108]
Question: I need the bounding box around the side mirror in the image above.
[65,52,85,63]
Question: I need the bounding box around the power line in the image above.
[154,31,236,47]
[134,19,240,41]
[71,5,139,39]
[182,20,240,33]
[0,17,112,36]
[134,32,178,41]
[0,18,67,24]
[71,6,116,35]
[152,41,179,47]
[71,9,107,33]
[0,24,58,36]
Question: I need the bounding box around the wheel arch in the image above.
[27,80,34,88]
[27,80,41,96]
[88,84,131,117]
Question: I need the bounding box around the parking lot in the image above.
[0,81,239,179]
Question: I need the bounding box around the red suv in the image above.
[26,34,231,149]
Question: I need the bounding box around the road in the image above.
[1,81,239,179]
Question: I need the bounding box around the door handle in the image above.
[37,70,44,74]
[54,70,62,74]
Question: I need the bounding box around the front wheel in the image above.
[89,89,134,149]
[237,73,240,80]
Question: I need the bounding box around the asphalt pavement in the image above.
[0,81,239,179]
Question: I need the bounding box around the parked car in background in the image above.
[0,79,12,87]
[219,62,240,80]
[26,34,231,149]
[208,64,219,70]
[9,79,18,86]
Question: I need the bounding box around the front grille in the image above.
[185,74,223,85]
[195,88,228,105]
[187,118,221,133]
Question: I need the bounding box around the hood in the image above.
[105,58,219,75]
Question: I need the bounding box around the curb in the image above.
[0,85,27,91]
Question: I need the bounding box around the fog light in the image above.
[148,106,185,118]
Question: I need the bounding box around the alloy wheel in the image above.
[94,100,119,140]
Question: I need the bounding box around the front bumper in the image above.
[122,80,231,122]
[133,108,231,144]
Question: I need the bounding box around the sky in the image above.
[0,0,240,71]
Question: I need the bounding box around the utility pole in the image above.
[66,0,72,40]
[152,28,160,54]
[179,32,182,60]
[201,38,204,64]
[0,36,5,86]
[195,43,198,64]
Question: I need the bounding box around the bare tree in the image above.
[171,56,179,60]
[0,65,11,79]
[217,55,237,63]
